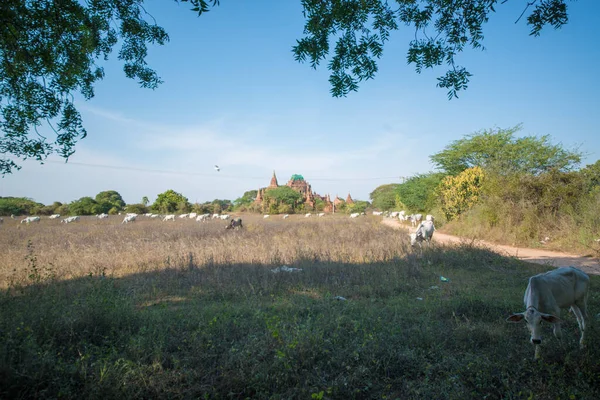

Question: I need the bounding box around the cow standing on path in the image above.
[506,266,590,359]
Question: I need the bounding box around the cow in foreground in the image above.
[226,218,243,229]
[409,220,435,247]
[506,266,589,359]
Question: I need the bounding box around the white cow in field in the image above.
[372,211,383,216]
[150,214,161,219]
[212,214,220,219]
[188,212,197,219]
[122,215,136,224]
[220,214,230,220]
[318,213,325,217]
[282,214,289,219]
[179,214,189,219]
[97,213,109,219]
[409,220,435,247]
[61,216,80,224]
[305,213,312,218]
[196,214,209,222]
[163,214,175,222]
[263,215,270,219]
[49,214,61,219]
[350,213,360,218]
[507,267,590,359]
[21,216,41,224]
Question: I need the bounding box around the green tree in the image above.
[347,200,369,214]
[69,197,99,215]
[95,190,126,211]
[233,190,258,209]
[295,0,573,98]
[263,187,303,214]
[580,160,600,191]
[0,197,43,216]
[430,126,582,176]
[314,198,325,212]
[370,184,401,211]
[1,0,575,173]
[126,204,148,214]
[396,173,444,213]
[151,190,189,213]
[212,199,232,213]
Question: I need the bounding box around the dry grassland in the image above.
[1,214,600,399]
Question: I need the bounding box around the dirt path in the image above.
[382,219,600,275]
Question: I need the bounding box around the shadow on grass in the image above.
[2,244,599,399]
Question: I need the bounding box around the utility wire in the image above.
[44,160,401,182]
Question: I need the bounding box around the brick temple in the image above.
[254,171,353,212]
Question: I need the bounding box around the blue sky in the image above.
[1,0,599,205]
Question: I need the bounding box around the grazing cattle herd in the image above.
[3,208,594,360]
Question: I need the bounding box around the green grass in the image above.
[1,216,599,399]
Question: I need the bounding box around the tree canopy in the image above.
[1,0,576,173]
[430,126,582,176]
[95,190,126,210]
[396,172,444,213]
[369,183,400,211]
[151,189,190,213]
[294,0,573,98]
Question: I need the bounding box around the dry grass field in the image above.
[1,214,600,399]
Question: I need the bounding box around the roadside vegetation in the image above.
[1,216,599,399]
[369,126,600,255]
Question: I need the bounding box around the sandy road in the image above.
[382,219,600,275]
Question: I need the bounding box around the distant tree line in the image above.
[1,185,369,217]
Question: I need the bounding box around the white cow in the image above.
[212,214,220,219]
[318,213,325,217]
[196,214,209,222]
[163,214,175,222]
[49,214,61,219]
[189,212,197,219]
[122,215,136,224]
[150,214,161,219]
[372,211,383,216]
[350,213,360,218]
[179,214,189,219]
[61,216,80,224]
[507,267,589,358]
[97,213,109,219]
[305,213,312,218]
[21,216,41,224]
[282,214,289,219]
[220,214,230,220]
[263,215,270,219]
[409,220,435,247]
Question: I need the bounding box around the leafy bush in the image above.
[125,204,148,214]
[0,197,44,216]
[438,166,485,221]
[396,173,444,213]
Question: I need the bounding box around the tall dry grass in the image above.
[0,214,412,289]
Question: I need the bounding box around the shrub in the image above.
[438,166,485,221]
